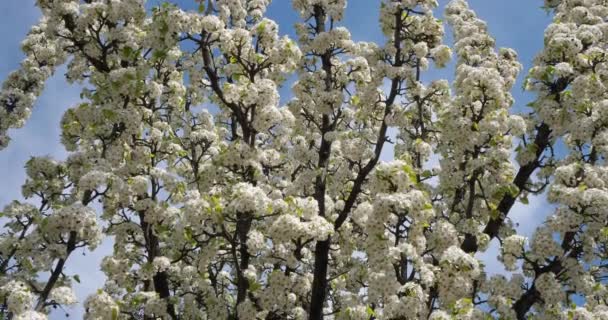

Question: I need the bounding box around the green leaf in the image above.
[210,195,223,213]
[198,3,205,13]
[249,280,262,292]
[21,258,33,271]
[159,20,169,34]
[522,75,531,90]
[401,164,418,183]
[284,196,294,205]
[122,46,134,59]
[520,196,529,205]
[350,95,360,106]
[541,65,555,83]
[471,122,479,132]
[286,39,294,50]
[257,20,267,33]
[153,50,167,61]
[111,307,119,320]
[256,54,265,64]
[601,227,608,238]
[184,227,194,242]
[508,184,520,197]
[102,109,117,121]
[366,305,375,317]
[591,72,598,82]
[154,224,169,237]
[74,274,81,283]
[421,170,433,179]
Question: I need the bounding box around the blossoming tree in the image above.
[1,0,607,319]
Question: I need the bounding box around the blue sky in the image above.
[0,0,554,318]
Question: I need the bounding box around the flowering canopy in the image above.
[1,0,607,319]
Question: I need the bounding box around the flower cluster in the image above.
[438,0,523,245]
[0,21,66,149]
